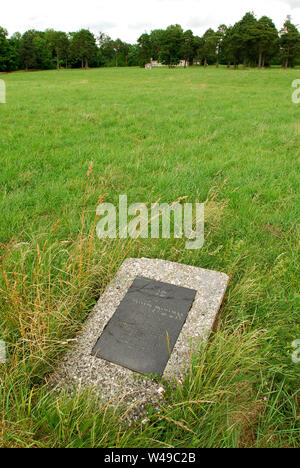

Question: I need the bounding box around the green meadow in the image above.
[0,66,299,448]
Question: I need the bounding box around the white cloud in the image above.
[186,17,212,29]
[87,21,117,31]
[2,0,300,41]
[280,0,299,8]
[128,22,153,30]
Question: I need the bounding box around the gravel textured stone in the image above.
[49,258,229,420]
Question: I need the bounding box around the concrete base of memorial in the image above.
[49,258,229,421]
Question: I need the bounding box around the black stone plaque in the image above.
[92,276,196,376]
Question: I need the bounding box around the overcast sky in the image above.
[2,0,300,41]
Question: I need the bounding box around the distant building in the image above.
[145,58,189,69]
[150,59,164,67]
[178,60,189,67]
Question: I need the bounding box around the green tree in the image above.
[113,38,124,67]
[127,44,139,66]
[122,42,130,66]
[45,29,69,70]
[193,35,204,65]
[159,24,184,67]
[70,29,97,69]
[0,27,9,71]
[221,26,236,67]
[98,33,115,66]
[0,27,18,72]
[149,29,165,61]
[257,16,278,68]
[8,32,21,70]
[137,33,152,66]
[202,28,217,66]
[230,12,258,67]
[216,25,227,67]
[19,30,53,70]
[19,30,36,70]
[33,33,53,69]
[279,17,300,68]
[181,29,195,67]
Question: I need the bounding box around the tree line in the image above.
[1,12,300,72]
[0,29,139,71]
[138,14,300,69]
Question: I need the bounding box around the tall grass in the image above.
[0,169,298,447]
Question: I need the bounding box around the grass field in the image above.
[0,66,299,448]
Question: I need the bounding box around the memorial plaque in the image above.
[92,276,196,376]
